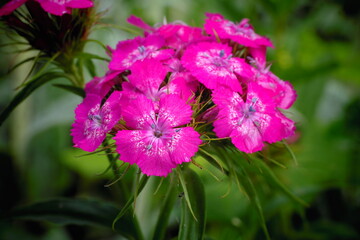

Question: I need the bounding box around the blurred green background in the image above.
[0,0,359,239]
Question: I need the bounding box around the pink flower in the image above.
[114,94,201,177]
[212,83,295,153]
[85,71,122,98]
[125,59,168,101]
[181,41,252,92]
[0,0,93,16]
[127,15,155,33]
[108,35,174,72]
[156,24,206,50]
[71,91,122,152]
[204,13,273,48]
[121,59,198,104]
[246,47,297,109]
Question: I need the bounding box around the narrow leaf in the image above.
[0,72,66,126]
[249,155,308,206]
[282,140,298,166]
[234,167,271,240]
[76,52,109,62]
[151,180,177,240]
[53,84,85,98]
[177,168,197,222]
[83,58,97,78]
[198,148,228,175]
[8,56,39,73]
[178,168,206,240]
[112,175,149,229]
[6,198,142,240]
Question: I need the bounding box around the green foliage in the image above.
[0,0,359,239]
[5,198,143,239]
[178,168,206,240]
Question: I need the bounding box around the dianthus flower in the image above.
[114,94,201,177]
[212,83,295,153]
[108,35,174,72]
[0,0,93,16]
[246,46,297,109]
[71,92,122,152]
[181,41,252,92]
[204,13,273,48]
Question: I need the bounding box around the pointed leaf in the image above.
[112,175,149,229]
[151,180,177,240]
[234,166,271,240]
[5,198,142,240]
[178,168,206,240]
[83,58,97,78]
[249,155,308,206]
[76,52,109,62]
[0,72,66,126]
[53,84,85,98]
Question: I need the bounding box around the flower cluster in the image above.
[71,13,297,177]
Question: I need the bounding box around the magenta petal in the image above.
[230,118,264,153]
[114,127,201,177]
[204,13,274,48]
[35,0,93,15]
[213,83,292,153]
[114,130,173,176]
[255,72,297,109]
[109,35,173,72]
[127,59,168,100]
[85,70,120,97]
[212,89,242,138]
[71,92,122,152]
[66,0,93,8]
[158,94,193,127]
[273,78,297,109]
[36,0,69,15]
[0,0,28,16]
[248,46,267,71]
[181,41,246,92]
[156,24,204,49]
[120,95,155,129]
[168,74,198,103]
[127,15,155,32]
[167,127,202,165]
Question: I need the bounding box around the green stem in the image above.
[102,140,144,240]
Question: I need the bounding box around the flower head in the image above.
[114,94,201,176]
[204,13,273,48]
[71,91,122,152]
[213,83,295,153]
[108,35,174,72]
[182,41,252,92]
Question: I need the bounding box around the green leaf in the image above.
[215,147,270,240]
[112,175,149,230]
[83,58,97,78]
[5,198,142,240]
[0,72,66,126]
[178,168,206,240]
[53,84,85,98]
[151,180,177,240]
[84,39,109,51]
[198,148,229,175]
[76,52,110,62]
[233,166,271,240]
[7,56,40,73]
[249,155,308,207]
